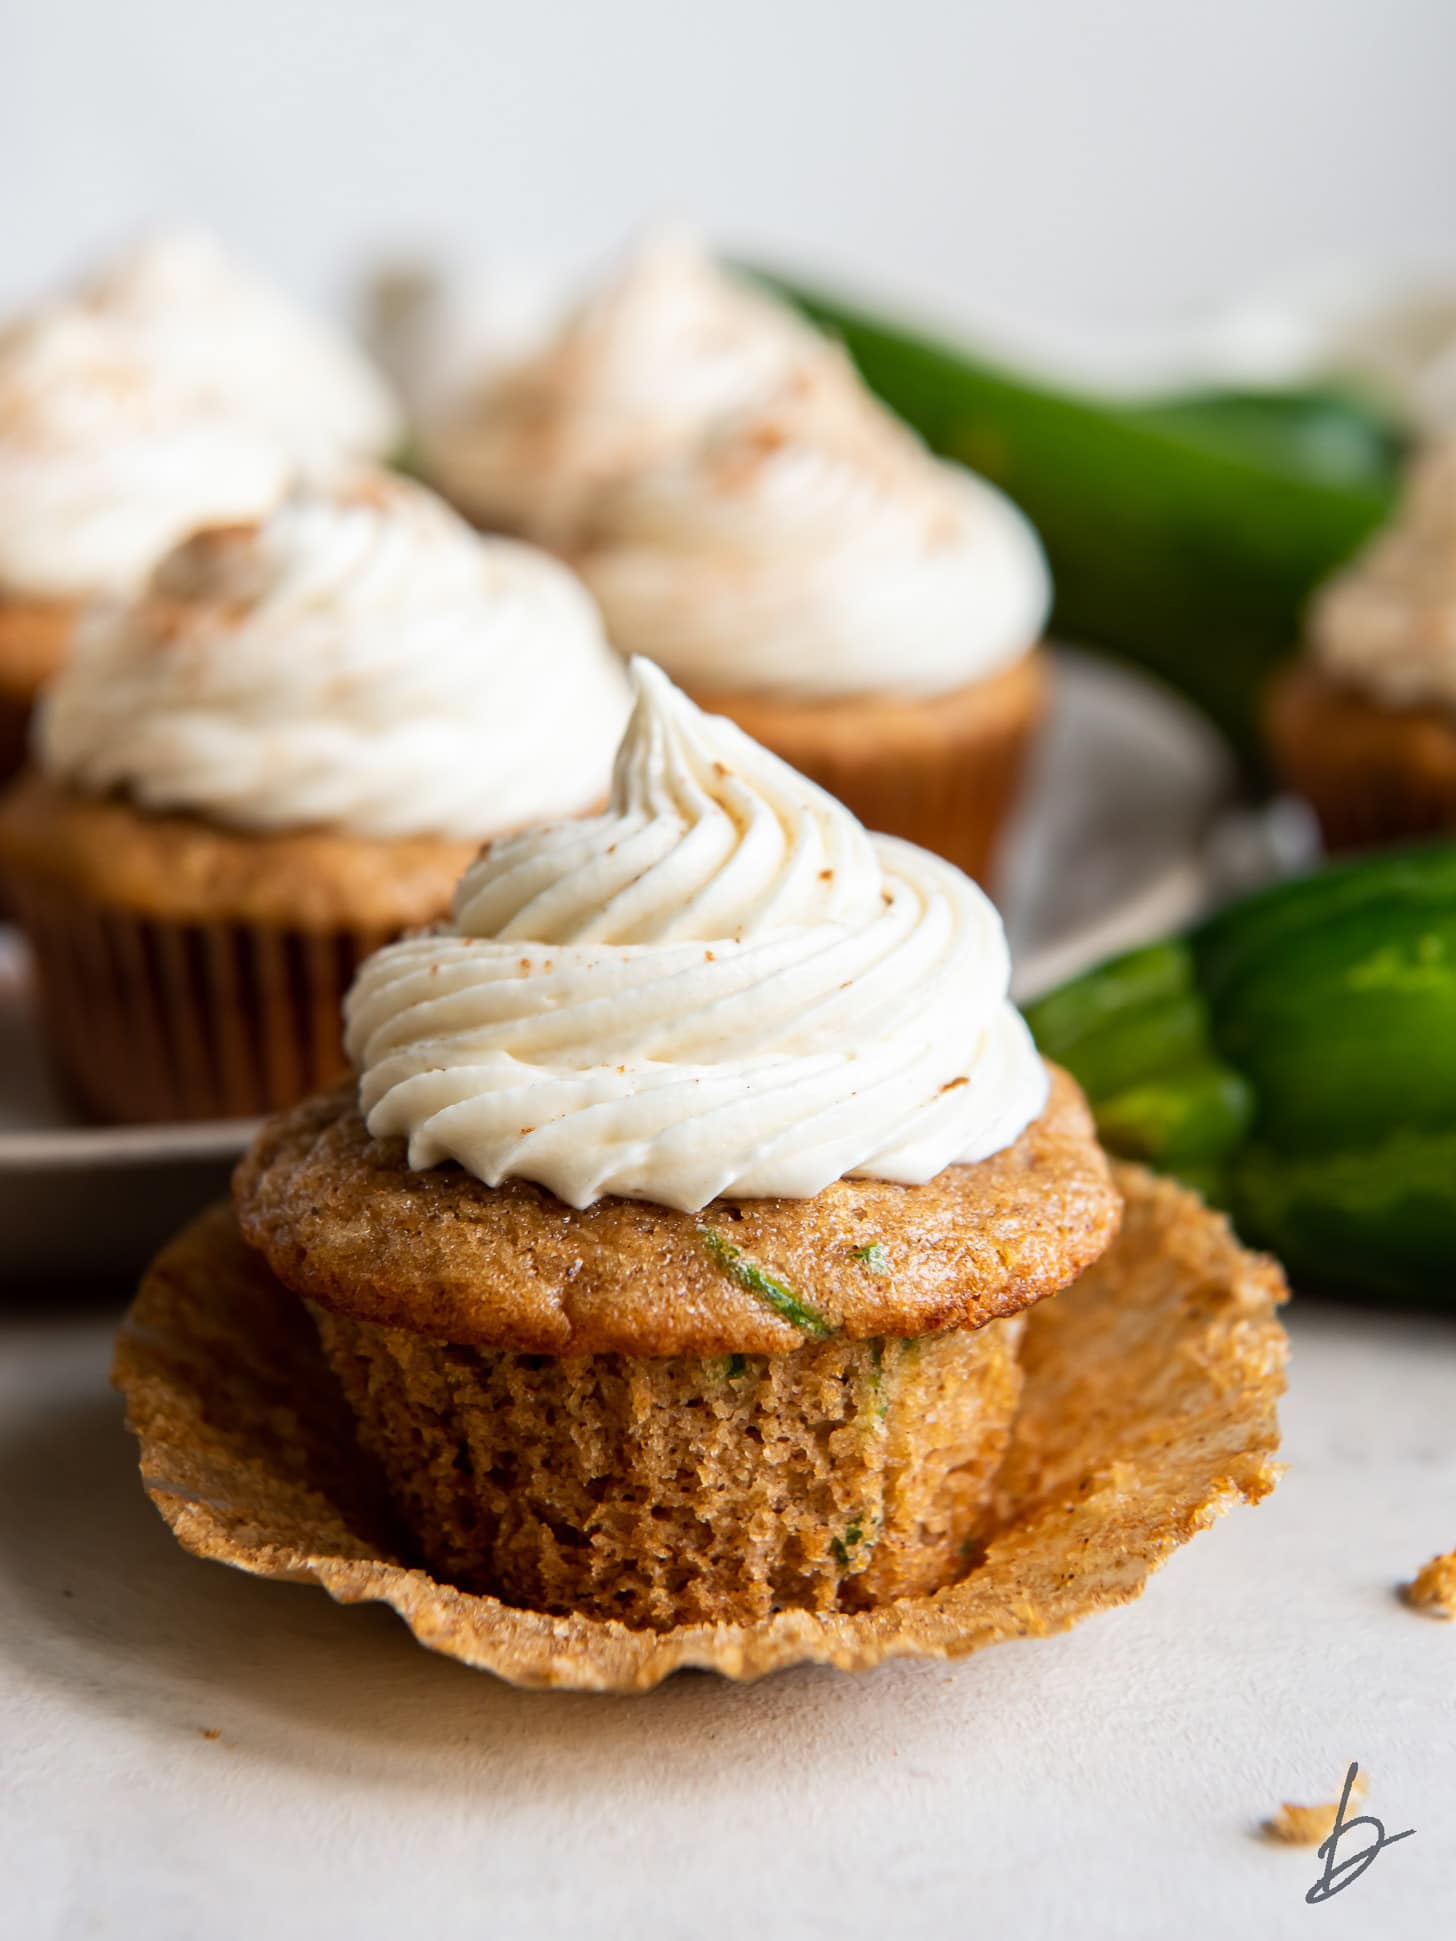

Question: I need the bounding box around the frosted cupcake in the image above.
[0,469,630,1122]
[0,307,290,779]
[77,229,402,465]
[1268,437,1456,846]
[426,240,1051,884]
[233,661,1119,1629]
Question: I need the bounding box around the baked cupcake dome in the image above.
[0,469,631,1122]
[425,239,1051,884]
[233,662,1120,1628]
[1268,437,1456,846]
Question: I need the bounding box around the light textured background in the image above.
[3,1297,1453,1941]
[5,0,1456,336]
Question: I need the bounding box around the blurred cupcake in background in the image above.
[1268,437,1456,847]
[424,238,1051,885]
[0,228,403,779]
[0,468,630,1123]
[0,308,290,781]
[78,229,403,465]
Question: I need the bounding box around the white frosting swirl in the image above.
[38,470,632,839]
[0,307,290,600]
[425,233,849,542]
[1311,437,1456,710]
[345,660,1048,1212]
[428,235,1048,698]
[81,230,402,464]
[577,388,1051,699]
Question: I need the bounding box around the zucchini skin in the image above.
[759,273,1400,767]
[1025,844,1456,1302]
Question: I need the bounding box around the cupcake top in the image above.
[575,375,1051,700]
[428,237,1049,700]
[1310,437,1456,710]
[79,230,403,465]
[37,468,632,840]
[346,659,1049,1211]
[0,307,290,601]
[425,234,826,542]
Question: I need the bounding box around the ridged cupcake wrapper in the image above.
[113,1166,1287,1691]
[782,708,1040,887]
[6,875,391,1123]
[1267,663,1456,851]
[690,654,1048,889]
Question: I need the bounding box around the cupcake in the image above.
[230,661,1120,1630]
[426,238,1051,885]
[77,229,403,466]
[0,469,630,1123]
[1267,437,1456,846]
[0,307,291,781]
[0,231,403,777]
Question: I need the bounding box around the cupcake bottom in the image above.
[115,1166,1287,1689]
[7,878,396,1121]
[0,775,478,1122]
[311,1308,1025,1630]
[0,598,75,785]
[1266,660,1456,849]
[685,650,1048,887]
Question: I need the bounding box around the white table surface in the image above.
[2,1293,1451,1941]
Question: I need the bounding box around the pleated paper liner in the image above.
[6,875,394,1123]
[1266,660,1456,850]
[113,1164,1287,1692]
[687,650,1048,889]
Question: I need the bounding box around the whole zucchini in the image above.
[1024,844,1456,1302]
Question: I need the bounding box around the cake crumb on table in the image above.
[1403,1549,1456,1618]
[1262,1772,1367,1846]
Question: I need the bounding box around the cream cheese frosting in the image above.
[38,469,632,839]
[425,233,828,543]
[345,659,1049,1211]
[575,385,1052,700]
[1310,437,1456,710]
[0,307,290,601]
[80,230,402,464]
[427,235,1049,699]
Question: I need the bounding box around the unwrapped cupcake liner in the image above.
[690,652,1048,888]
[113,1164,1287,1691]
[7,874,393,1123]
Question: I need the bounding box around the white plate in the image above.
[0,651,1233,1285]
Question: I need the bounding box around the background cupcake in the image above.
[0,468,631,1123]
[0,307,290,780]
[77,228,403,466]
[234,661,1120,1630]
[1268,437,1456,847]
[0,229,404,778]
[425,239,1052,885]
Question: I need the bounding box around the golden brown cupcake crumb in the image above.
[0,769,479,931]
[314,1305,1026,1627]
[113,1164,1287,1690]
[234,1063,1121,1355]
[1262,1772,1368,1846]
[1403,1549,1456,1617]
